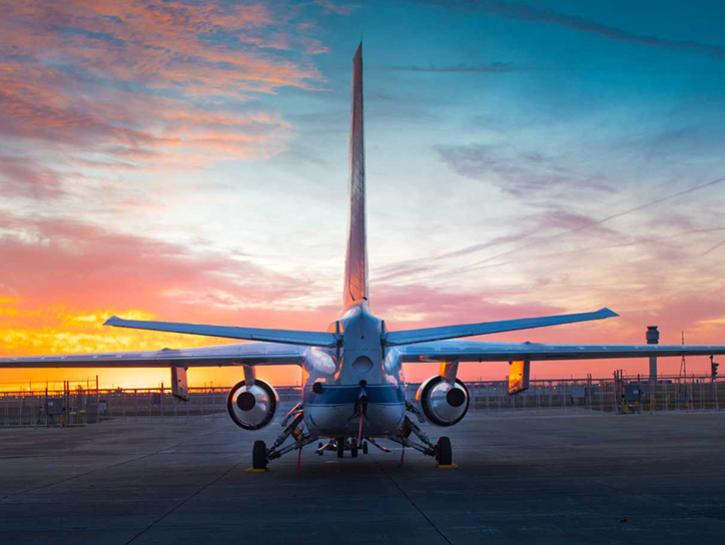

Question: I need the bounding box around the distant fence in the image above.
[466,376,723,413]
[0,375,722,427]
[0,386,301,427]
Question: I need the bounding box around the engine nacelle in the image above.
[227,379,278,430]
[415,376,469,427]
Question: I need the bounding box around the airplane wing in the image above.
[384,308,618,346]
[105,316,337,347]
[397,340,725,362]
[0,342,306,368]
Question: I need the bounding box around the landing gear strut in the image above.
[336,437,345,458]
[315,437,370,458]
[253,405,318,469]
[388,415,454,466]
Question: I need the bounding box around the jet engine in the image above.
[415,376,469,426]
[226,379,278,430]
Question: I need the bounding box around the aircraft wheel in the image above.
[252,440,268,470]
[336,437,345,458]
[435,436,452,466]
[362,441,369,455]
[351,441,358,458]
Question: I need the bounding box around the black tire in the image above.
[252,440,268,470]
[336,437,345,458]
[362,441,369,455]
[435,436,452,466]
[351,441,358,458]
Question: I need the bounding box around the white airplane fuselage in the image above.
[302,303,406,437]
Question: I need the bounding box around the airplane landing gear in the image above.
[336,437,345,458]
[256,406,318,469]
[434,436,452,466]
[252,440,268,470]
[388,416,454,466]
[317,437,368,458]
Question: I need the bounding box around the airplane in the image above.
[2,44,725,471]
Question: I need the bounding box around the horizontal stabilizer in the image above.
[384,308,618,346]
[105,316,338,347]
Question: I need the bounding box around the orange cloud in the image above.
[0,212,334,389]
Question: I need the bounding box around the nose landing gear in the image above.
[315,437,370,458]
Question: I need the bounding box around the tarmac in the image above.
[1,407,724,544]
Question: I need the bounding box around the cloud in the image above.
[0,0,326,199]
[436,143,613,197]
[0,212,340,358]
[0,214,317,315]
[387,62,519,73]
[374,283,564,327]
[314,0,358,16]
[0,155,65,199]
[456,175,725,271]
[424,0,725,60]
[372,206,623,286]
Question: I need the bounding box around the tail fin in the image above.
[343,43,368,309]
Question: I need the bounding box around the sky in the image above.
[1,0,725,390]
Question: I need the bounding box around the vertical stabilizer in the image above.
[343,43,368,309]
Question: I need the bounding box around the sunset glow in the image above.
[2,1,724,389]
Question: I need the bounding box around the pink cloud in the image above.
[0,213,333,330]
[0,0,326,200]
[314,1,358,17]
[0,155,65,199]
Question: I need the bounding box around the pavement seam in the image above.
[123,460,244,545]
[592,477,725,523]
[377,462,454,545]
[1,429,217,501]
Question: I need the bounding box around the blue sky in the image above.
[1,0,724,386]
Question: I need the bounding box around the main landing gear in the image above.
[252,440,268,470]
[248,403,453,469]
[387,407,455,467]
[251,404,318,471]
[434,436,452,466]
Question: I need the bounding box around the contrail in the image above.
[470,176,725,267]
[703,239,725,256]
[422,0,725,61]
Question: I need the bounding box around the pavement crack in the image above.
[1,429,216,501]
[377,462,454,545]
[124,460,244,545]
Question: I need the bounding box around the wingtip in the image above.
[600,307,619,318]
[104,315,120,326]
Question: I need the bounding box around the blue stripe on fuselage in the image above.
[303,384,404,405]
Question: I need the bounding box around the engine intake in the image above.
[227,379,278,430]
[416,376,469,427]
